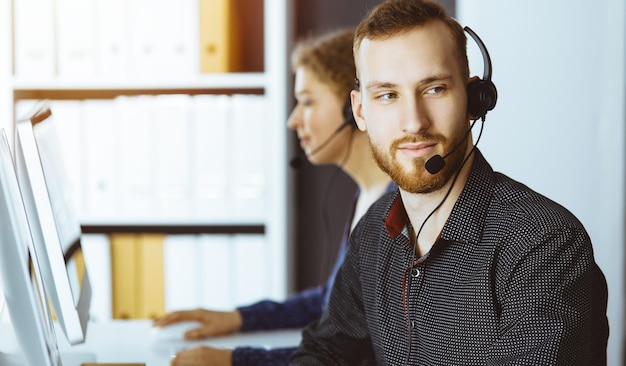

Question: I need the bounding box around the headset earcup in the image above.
[343,100,357,129]
[467,79,498,119]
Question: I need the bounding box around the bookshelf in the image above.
[3,0,292,319]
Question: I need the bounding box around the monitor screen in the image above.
[0,128,62,365]
[15,101,91,345]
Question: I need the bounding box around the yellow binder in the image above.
[110,233,166,320]
[136,234,165,320]
[110,234,137,319]
[199,0,242,73]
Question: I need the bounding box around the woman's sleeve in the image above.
[232,346,298,366]
[237,285,326,332]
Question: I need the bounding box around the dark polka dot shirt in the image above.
[232,183,398,366]
[291,150,609,365]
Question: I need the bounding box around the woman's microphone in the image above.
[289,119,353,169]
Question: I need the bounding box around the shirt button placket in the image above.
[407,261,424,363]
[408,264,423,329]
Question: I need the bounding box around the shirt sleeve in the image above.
[232,346,297,366]
[237,211,353,332]
[290,231,377,365]
[237,285,326,332]
[488,225,609,365]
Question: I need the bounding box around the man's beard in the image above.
[370,135,467,194]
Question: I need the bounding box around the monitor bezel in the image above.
[15,101,91,345]
[0,128,61,365]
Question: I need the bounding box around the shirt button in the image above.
[411,321,417,328]
[411,268,420,277]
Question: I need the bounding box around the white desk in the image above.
[1,320,302,366]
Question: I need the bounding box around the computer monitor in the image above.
[0,128,62,365]
[14,101,91,345]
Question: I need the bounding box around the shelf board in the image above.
[79,216,266,226]
[12,72,267,91]
[80,223,265,235]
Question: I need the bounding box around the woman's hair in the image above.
[354,0,468,80]
[290,28,356,101]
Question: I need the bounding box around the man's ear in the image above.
[351,90,366,131]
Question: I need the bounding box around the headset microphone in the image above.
[425,119,478,174]
[289,155,306,169]
[289,101,357,169]
[425,26,497,175]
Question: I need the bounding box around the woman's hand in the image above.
[170,346,232,366]
[153,309,243,339]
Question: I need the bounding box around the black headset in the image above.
[342,99,358,129]
[289,98,357,169]
[464,26,498,120]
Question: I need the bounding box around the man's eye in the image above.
[426,86,445,95]
[377,93,395,102]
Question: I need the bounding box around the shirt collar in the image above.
[385,190,407,239]
[384,149,494,245]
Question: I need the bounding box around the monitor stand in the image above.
[61,351,98,366]
[0,352,97,366]
[0,321,96,366]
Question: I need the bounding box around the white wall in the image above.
[0,0,12,142]
[457,1,624,365]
